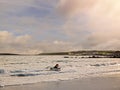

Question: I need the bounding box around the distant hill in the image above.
[0,50,120,58]
[39,52,68,55]
[0,53,19,55]
[39,50,120,58]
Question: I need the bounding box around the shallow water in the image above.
[0,55,120,86]
[1,76,120,90]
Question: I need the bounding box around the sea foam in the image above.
[0,55,120,86]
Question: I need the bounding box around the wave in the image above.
[0,56,120,87]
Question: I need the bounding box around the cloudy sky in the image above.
[0,0,120,54]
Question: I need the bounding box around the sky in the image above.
[0,0,120,54]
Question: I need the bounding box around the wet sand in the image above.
[1,74,120,90]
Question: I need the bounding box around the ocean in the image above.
[0,55,120,86]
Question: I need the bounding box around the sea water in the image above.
[0,55,120,86]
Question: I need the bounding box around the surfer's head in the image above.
[54,64,59,68]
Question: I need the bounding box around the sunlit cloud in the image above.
[0,0,120,53]
[57,0,120,50]
[0,31,32,54]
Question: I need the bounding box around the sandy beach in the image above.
[1,74,120,90]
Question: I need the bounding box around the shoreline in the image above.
[1,73,120,90]
[1,72,120,87]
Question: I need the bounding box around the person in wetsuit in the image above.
[50,64,61,71]
[54,64,59,68]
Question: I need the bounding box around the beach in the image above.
[1,74,120,90]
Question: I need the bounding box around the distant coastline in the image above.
[39,50,120,58]
[0,50,120,58]
[0,53,19,55]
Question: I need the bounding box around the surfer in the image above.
[53,64,59,68]
[50,64,61,71]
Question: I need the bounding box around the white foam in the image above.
[0,55,120,86]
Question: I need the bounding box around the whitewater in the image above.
[0,55,120,86]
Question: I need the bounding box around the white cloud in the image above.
[0,31,13,43]
[57,0,96,18]
[53,40,69,45]
[14,35,31,44]
[57,0,120,50]
[0,31,31,44]
[92,39,120,50]
[0,31,32,54]
[1,0,120,53]
[0,31,75,54]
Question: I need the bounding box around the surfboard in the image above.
[50,67,61,71]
